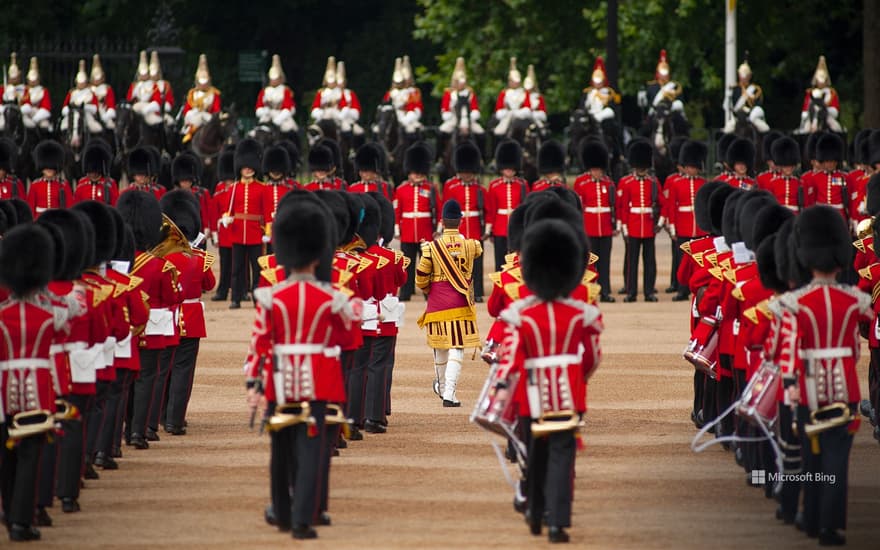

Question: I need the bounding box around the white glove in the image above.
[669,225,677,239]
[469,110,481,122]
[495,108,509,120]
[657,216,667,227]
[84,104,97,114]
[800,111,808,121]
[255,106,270,120]
[402,110,419,126]
[144,101,161,115]
[20,104,33,116]
[62,106,70,116]
[262,234,271,244]
[311,108,325,120]
[515,107,531,119]
[394,224,400,239]
[533,110,547,124]
[441,111,454,122]
[621,224,629,237]
[33,109,50,124]
[637,90,647,108]
[272,110,292,126]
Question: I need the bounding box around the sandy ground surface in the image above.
[25,232,880,549]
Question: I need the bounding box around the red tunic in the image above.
[103,266,150,371]
[227,180,268,246]
[756,169,778,191]
[573,174,615,237]
[617,173,660,239]
[262,179,298,233]
[348,180,394,202]
[165,249,215,340]
[768,174,810,212]
[303,177,346,191]
[213,181,233,247]
[0,175,26,200]
[531,177,564,192]
[442,178,485,239]
[810,170,849,220]
[485,177,528,237]
[27,178,74,215]
[394,179,438,243]
[131,251,181,350]
[74,176,119,205]
[664,175,707,239]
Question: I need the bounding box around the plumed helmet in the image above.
[0,224,54,296]
[521,220,586,301]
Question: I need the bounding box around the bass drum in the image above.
[471,366,520,440]
[736,361,780,428]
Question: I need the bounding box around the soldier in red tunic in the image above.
[756,130,783,191]
[0,138,26,199]
[304,142,346,191]
[226,139,267,309]
[0,224,61,542]
[246,197,356,540]
[349,143,393,200]
[124,147,165,200]
[573,140,616,302]
[811,133,850,229]
[494,218,602,543]
[665,140,708,302]
[74,139,118,205]
[786,206,870,545]
[442,141,487,301]
[170,152,213,243]
[724,138,756,190]
[768,136,810,212]
[261,144,298,254]
[394,142,438,300]
[211,148,235,301]
[27,140,73,216]
[532,141,566,192]
[618,139,660,302]
[486,140,529,271]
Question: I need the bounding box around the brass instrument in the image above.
[148,214,193,258]
[7,409,56,440]
[324,403,353,438]
[530,410,584,437]
[266,401,315,432]
[856,217,874,240]
[803,402,852,439]
[54,398,80,421]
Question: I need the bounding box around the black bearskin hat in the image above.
[0,201,16,230]
[279,140,301,171]
[707,184,738,236]
[804,132,821,162]
[172,152,201,184]
[358,193,381,247]
[771,137,801,167]
[756,235,786,293]
[160,189,201,241]
[0,137,15,172]
[308,144,335,172]
[107,207,128,261]
[274,199,331,270]
[454,141,482,173]
[794,205,852,273]
[524,197,589,274]
[626,138,652,170]
[234,138,263,175]
[751,203,794,252]
[869,130,880,166]
[217,149,235,181]
[775,217,810,289]
[506,202,530,253]
[115,226,136,266]
[669,136,688,167]
[343,192,364,243]
[72,200,118,264]
[313,190,352,247]
[815,132,844,163]
[736,190,777,250]
[41,209,86,280]
[0,207,7,236]
[726,138,755,171]
[538,140,566,174]
[34,140,64,171]
[368,191,395,245]
[721,190,747,244]
[39,221,67,280]
[0,224,54,296]
[318,139,342,171]
[715,133,736,167]
[852,128,872,165]
[679,140,708,169]
[355,143,383,174]
[865,174,880,217]
[262,145,291,176]
[521,219,586,301]
[762,130,784,163]
[543,185,583,212]
[7,199,31,225]
[404,142,432,175]
[275,190,338,282]
[82,138,112,175]
[580,139,608,171]
[117,190,163,251]
[495,139,522,171]
[128,147,155,176]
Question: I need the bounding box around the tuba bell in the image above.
[54,398,80,421]
[530,410,584,437]
[856,217,874,240]
[148,214,193,258]
[266,401,315,432]
[7,409,56,440]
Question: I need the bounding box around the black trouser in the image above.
[320,423,339,515]
[86,380,112,460]
[349,339,373,425]
[870,348,880,420]
[290,402,326,527]
[620,237,629,291]
[703,377,718,424]
[57,394,90,500]
[131,348,161,438]
[473,245,484,298]
[0,429,44,526]
[267,402,293,530]
[216,246,232,298]
[733,369,749,467]
[524,420,576,529]
[798,405,853,534]
[37,436,57,508]
[716,358,735,437]
[493,236,508,272]
[115,369,136,451]
[693,371,705,418]
[165,337,200,429]
[777,403,801,521]
[399,242,420,300]
[587,235,613,297]
[384,336,397,417]
[149,346,176,433]
[364,336,394,423]
[625,236,656,298]
[232,243,262,303]
[98,371,125,456]
[671,237,689,294]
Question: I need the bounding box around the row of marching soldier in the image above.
[682,131,880,547]
[0,145,215,541]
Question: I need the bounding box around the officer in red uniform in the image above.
[224,139,266,309]
[493,218,602,544]
[618,139,660,302]
[0,138,25,199]
[160,191,216,434]
[124,147,165,200]
[486,140,529,271]
[117,191,181,450]
[0,224,61,542]
[787,206,870,546]
[769,137,810,212]
[573,140,616,302]
[74,139,118,205]
[442,141,487,300]
[725,138,756,190]
[811,132,849,228]
[756,130,783,190]
[304,141,346,191]
[349,143,393,200]
[532,140,566,192]
[246,197,356,540]
[27,140,73,216]
[262,144,297,254]
[665,140,708,301]
[211,147,235,301]
[394,141,437,300]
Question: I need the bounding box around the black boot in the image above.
[548,526,570,543]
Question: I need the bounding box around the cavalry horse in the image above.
[115,101,170,180]
[307,118,355,182]
[644,101,689,184]
[437,96,482,185]
[187,109,238,189]
[567,108,623,180]
[372,104,419,185]
[58,103,95,180]
[501,116,542,183]
[0,103,39,180]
